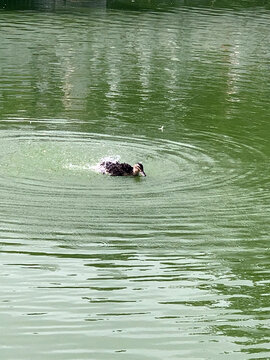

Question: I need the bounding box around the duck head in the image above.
[133,163,146,177]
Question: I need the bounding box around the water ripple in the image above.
[0,129,266,198]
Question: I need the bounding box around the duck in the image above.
[100,161,146,177]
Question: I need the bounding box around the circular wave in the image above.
[0,129,266,202]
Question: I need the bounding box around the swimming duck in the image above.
[100,161,146,177]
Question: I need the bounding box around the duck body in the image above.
[100,161,146,177]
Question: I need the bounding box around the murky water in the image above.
[0,1,270,359]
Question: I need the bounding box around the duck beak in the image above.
[140,171,146,177]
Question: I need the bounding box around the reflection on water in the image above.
[1,0,57,10]
[1,0,106,10]
[2,0,270,11]
[107,0,270,10]
[0,1,270,360]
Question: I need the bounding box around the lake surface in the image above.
[0,1,270,359]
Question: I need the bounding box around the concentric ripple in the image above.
[1,127,268,248]
[0,129,266,200]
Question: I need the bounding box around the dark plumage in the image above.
[100,161,146,177]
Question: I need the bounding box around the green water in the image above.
[0,1,270,359]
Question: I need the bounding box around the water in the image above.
[0,1,270,359]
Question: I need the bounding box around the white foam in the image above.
[100,155,121,164]
[64,163,93,171]
[64,156,122,174]
[93,155,121,174]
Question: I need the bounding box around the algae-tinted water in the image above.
[0,1,269,359]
